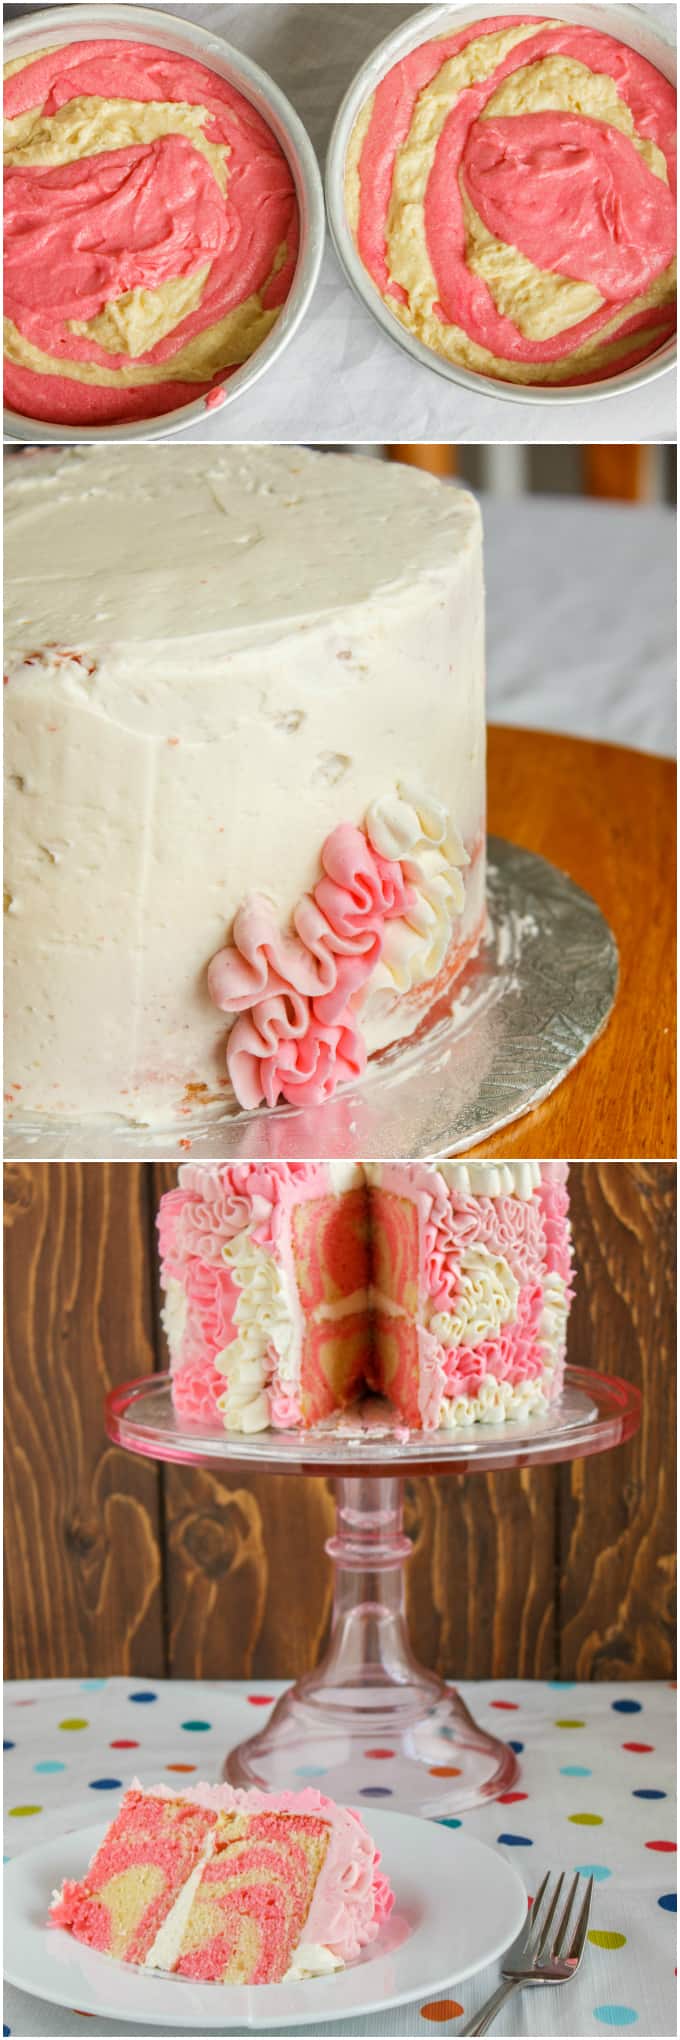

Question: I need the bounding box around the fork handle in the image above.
[460,1975,525,2036]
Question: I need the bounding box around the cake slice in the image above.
[49,1788,219,1964]
[50,1782,393,1983]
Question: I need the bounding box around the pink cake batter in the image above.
[4,39,299,425]
[349,16,676,385]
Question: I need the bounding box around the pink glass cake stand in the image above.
[106,1366,640,1819]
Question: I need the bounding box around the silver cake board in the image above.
[5,837,618,1160]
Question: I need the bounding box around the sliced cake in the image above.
[50,1782,393,1983]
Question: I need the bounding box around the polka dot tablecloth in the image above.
[3,1679,676,2038]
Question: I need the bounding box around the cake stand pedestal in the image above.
[106,1367,640,1818]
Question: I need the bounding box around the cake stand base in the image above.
[224,1476,517,1816]
[106,1367,641,1815]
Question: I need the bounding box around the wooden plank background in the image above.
[4,1163,676,1684]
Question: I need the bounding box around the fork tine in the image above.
[568,1875,594,1962]
[551,1872,581,1958]
[532,1873,564,1960]
[523,1869,551,1944]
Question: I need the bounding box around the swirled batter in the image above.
[4,39,299,424]
[346,15,676,385]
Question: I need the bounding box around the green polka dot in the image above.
[589,1930,627,1951]
[555,1718,586,1729]
[8,1804,42,1817]
[58,1718,89,1732]
[569,1812,603,1825]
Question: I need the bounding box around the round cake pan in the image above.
[326,0,677,407]
[3,3,325,443]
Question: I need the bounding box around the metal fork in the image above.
[461,1869,594,2035]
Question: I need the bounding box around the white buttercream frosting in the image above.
[436,1162,543,1199]
[215,1230,297,1433]
[161,1275,188,1364]
[440,1374,549,1427]
[538,1271,570,1372]
[431,1243,519,1350]
[364,782,469,996]
[145,1854,212,1972]
[284,1942,344,1980]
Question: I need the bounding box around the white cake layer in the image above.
[5,445,485,1125]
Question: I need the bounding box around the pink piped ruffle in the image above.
[172,1359,225,1422]
[208,819,415,1109]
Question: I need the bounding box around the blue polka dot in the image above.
[294,1765,327,1779]
[34,1760,66,1774]
[359,1786,393,1798]
[633,1789,666,1800]
[507,1740,524,1754]
[547,1680,577,1688]
[181,1720,211,1733]
[81,1678,108,1690]
[498,1832,533,1846]
[611,1700,642,1714]
[594,2008,638,2027]
[560,1765,592,1777]
[129,1691,157,1704]
[4,1740,15,1751]
[575,1864,612,1882]
[436,1817,462,1829]
[658,1893,676,1913]
[4,2022,11,2034]
[89,1777,122,1790]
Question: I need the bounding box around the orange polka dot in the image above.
[166,1763,197,1773]
[428,1765,462,1778]
[420,2000,464,2022]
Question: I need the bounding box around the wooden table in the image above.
[478,725,676,1159]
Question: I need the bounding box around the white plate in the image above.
[3,1812,527,2030]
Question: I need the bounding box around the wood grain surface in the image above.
[481,726,676,1159]
[4,1163,675,1684]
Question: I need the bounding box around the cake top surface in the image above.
[4,445,480,655]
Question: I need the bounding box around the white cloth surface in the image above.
[11,0,668,447]
[482,495,676,755]
[3,1677,676,2039]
